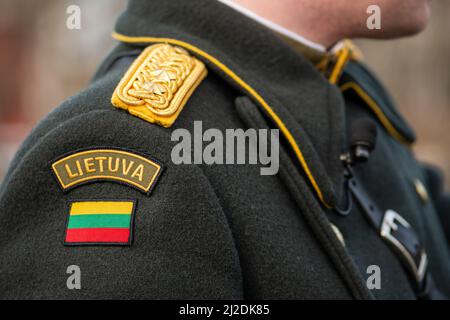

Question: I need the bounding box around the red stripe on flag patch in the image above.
[65,228,130,244]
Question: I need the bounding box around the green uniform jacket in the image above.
[1,0,450,299]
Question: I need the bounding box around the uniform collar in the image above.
[113,0,347,208]
[216,0,353,67]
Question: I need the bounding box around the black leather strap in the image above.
[345,168,441,298]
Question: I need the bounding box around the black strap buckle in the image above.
[346,170,429,293]
[380,209,428,285]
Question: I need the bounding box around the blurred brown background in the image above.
[0,0,449,188]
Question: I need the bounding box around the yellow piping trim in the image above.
[328,40,363,84]
[340,82,411,146]
[112,32,331,208]
[329,45,350,84]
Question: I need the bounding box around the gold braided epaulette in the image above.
[111,43,207,127]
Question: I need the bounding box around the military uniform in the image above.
[1,0,449,299]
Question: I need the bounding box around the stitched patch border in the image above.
[50,146,164,195]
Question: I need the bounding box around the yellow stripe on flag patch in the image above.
[70,201,134,215]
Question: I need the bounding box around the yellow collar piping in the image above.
[340,82,412,146]
[328,40,363,84]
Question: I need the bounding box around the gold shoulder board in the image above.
[111,43,207,127]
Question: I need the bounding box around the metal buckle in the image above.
[380,210,427,284]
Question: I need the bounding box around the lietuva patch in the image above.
[111,43,207,128]
[51,148,163,194]
[64,200,136,246]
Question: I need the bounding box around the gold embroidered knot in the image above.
[111,43,207,127]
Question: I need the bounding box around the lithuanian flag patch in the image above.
[64,200,136,246]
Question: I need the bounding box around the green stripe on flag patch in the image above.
[67,214,131,229]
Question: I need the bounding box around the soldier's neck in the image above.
[218,0,343,50]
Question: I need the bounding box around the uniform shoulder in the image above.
[6,42,227,184]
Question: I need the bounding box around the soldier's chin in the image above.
[396,15,429,37]
[382,1,431,38]
[364,14,430,39]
